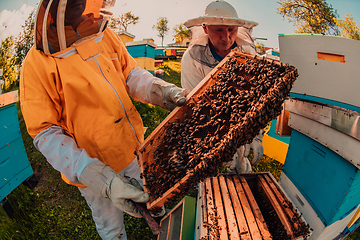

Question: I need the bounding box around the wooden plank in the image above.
[226,176,251,240]
[203,177,221,240]
[196,182,207,240]
[219,175,240,240]
[263,174,300,231]
[275,104,292,137]
[275,114,281,136]
[279,108,291,137]
[212,176,229,240]
[0,90,18,107]
[167,213,173,240]
[233,176,262,239]
[257,175,293,238]
[204,178,213,237]
[240,176,272,240]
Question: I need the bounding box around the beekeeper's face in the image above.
[203,25,238,53]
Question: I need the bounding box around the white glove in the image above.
[126,67,186,111]
[226,146,252,174]
[79,161,149,218]
[244,129,264,166]
[150,80,186,111]
[34,125,149,217]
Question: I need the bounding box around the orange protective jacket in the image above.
[20,28,144,187]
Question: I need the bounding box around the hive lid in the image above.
[0,90,18,108]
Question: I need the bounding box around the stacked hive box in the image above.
[136,51,298,210]
[126,39,156,74]
[117,31,135,45]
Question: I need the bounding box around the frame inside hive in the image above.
[136,51,298,210]
[197,173,311,240]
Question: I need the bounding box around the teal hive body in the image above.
[127,44,155,58]
[0,102,34,202]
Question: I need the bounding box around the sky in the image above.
[0,0,359,49]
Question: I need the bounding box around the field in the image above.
[0,60,358,239]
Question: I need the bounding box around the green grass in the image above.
[1,101,102,239]
[1,60,359,239]
[156,60,182,86]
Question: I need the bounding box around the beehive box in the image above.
[196,173,311,240]
[126,40,156,58]
[0,91,34,203]
[136,51,298,210]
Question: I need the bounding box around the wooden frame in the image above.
[136,51,298,209]
[157,196,196,240]
[275,104,292,137]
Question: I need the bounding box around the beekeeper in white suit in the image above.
[20,0,186,239]
[181,0,264,173]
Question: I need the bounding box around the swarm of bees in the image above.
[137,52,298,209]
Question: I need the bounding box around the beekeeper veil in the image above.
[35,0,115,54]
[184,0,258,45]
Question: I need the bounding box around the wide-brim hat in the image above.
[184,0,258,28]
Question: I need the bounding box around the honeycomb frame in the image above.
[136,51,298,210]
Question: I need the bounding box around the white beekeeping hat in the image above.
[184,0,258,28]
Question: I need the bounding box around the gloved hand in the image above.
[244,129,264,166]
[79,161,149,218]
[150,80,186,111]
[129,178,166,218]
[226,145,252,174]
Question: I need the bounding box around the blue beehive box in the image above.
[155,48,165,57]
[126,40,156,59]
[283,130,360,226]
[0,91,34,204]
[279,97,360,239]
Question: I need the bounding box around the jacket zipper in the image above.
[92,55,141,145]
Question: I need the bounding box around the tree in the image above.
[0,36,18,92]
[277,0,339,35]
[153,17,169,47]
[334,14,360,40]
[173,24,190,44]
[15,10,35,68]
[109,11,139,32]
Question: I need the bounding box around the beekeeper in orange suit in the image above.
[181,0,263,174]
[20,0,186,239]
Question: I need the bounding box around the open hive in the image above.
[197,173,311,240]
[136,51,298,210]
